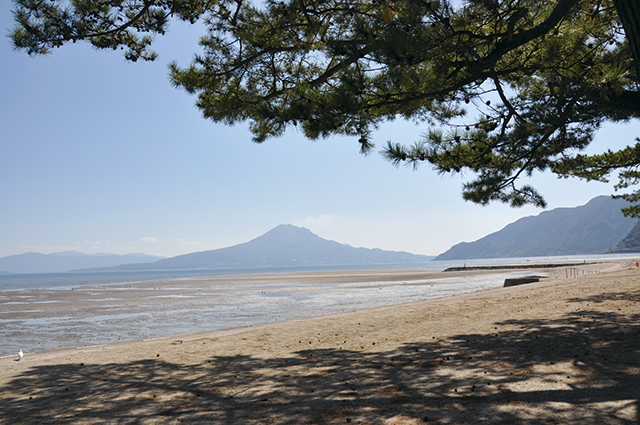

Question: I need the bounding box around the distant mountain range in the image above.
[0,251,166,274]
[435,196,639,260]
[6,196,638,273]
[84,225,432,271]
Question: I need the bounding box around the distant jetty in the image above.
[444,262,593,272]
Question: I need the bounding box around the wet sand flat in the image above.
[0,269,534,356]
[0,262,638,424]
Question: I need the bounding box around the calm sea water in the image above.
[0,254,635,357]
[1,253,633,291]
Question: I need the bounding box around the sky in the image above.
[2,4,639,259]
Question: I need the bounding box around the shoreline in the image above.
[0,275,510,362]
[0,261,621,360]
[0,267,556,358]
[1,260,638,424]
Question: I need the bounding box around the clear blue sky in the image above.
[1,4,638,258]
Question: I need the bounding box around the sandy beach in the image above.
[0,268,541,357]
[0,260,638,424]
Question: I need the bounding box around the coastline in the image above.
[0,261,621,359]
[0,268,550,358]
[1,259,638,423]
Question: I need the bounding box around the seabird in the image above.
[18,348,23,361]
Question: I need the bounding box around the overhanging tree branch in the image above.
[10,0,640,213]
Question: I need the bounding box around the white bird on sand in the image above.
[17,349,23,361]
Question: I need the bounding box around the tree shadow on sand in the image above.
[1,292,638,424]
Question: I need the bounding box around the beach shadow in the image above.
[1,311,638,424]
[565,288,640,304]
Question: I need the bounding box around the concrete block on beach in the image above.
[503,276,541,287]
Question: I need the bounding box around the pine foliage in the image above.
[10,0,640,213]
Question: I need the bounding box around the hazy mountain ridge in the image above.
[611,220,640,253]
[89,225,432,271]
[9,196,633,273]
[435,196,638,260]
[0,251,166,274]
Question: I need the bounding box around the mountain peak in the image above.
[257,224,316,243]
[102,225,430,271]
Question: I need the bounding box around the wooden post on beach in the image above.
[566,267,578,278]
